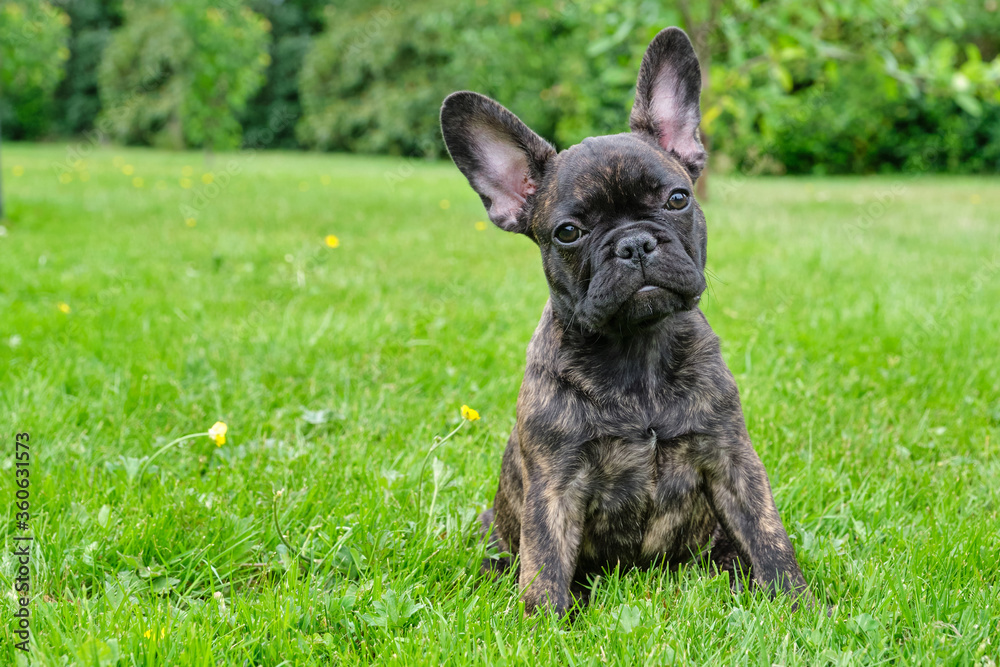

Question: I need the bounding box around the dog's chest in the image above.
[576,433,713,569]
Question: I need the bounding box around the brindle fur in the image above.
[441,27,810,616]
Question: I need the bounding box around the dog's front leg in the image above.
[700,431,810,604]
[517,465,586,616]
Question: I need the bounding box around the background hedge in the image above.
[3,0,999,173]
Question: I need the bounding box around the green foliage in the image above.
[766,54,1000,174]
[299,0,1000,173]
[297,1,628,157]
[57,28,114,135]
[298,1,464,156]
[241,0,325,148]
[0,1,70,139]
[96,0,271,150]
[51,0,123,135]
[4,0,999,171]
[700,0,1000,174]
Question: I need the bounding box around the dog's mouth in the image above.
[601,285,701,332]
[572,268,706,335]
[634,284,701,307]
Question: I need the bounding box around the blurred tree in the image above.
[51,0,124,135]
[97,0,271,150]
[241,0,325,148]
[0,1,71,139]
[299,1,469,156]
[298,1,589,156]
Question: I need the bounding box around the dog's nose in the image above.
[615,232,658,262]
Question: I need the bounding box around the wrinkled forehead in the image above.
[547,134,691,215]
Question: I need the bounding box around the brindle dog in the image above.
[440,27,811,616]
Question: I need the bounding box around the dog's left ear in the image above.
[630,27,707,181]
[440,91,555,236]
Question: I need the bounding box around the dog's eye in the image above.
[665,190,690,210]
[554,223,583,244]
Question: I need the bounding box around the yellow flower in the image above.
[180,178,193,189]
[185,218,197,228]
[201,173,214,184]
[475,221,487,231]
[325,234,340,248]
[208,422,227,446]
[122,164,134,175]
[509,11,522,26]
[970,194,982,205]
[320,175,331,186]
[12,165,24,177]
[182,166,194,177]
[58,302,71,314]
[143,628,166,639]
[132,177,144,188]
[439,199,451,210]
[59,173,73,184]
[461,405,480,421]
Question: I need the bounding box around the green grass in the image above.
[1,142,998,665]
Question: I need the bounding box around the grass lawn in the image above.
[1,142,998,665]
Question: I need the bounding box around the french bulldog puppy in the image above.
[440,27,810,616]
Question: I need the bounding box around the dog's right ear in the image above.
[440,92,556,236]
[629,27,707,181]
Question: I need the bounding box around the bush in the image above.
[298,2,462,157]
[298,1,586,157]
[0,1,70,139]
[58,28,113,135]
[298,0,1000,174]
[766,56,1000,175]
[97,0,271,150]
[240,0,325,149]
[52,0,123,135]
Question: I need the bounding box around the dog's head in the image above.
[441,28,708,336]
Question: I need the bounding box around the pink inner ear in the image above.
[648,68,701,159]
[523,175,537,196]
[470,125,537,228]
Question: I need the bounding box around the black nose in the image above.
[615,232,658,262]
